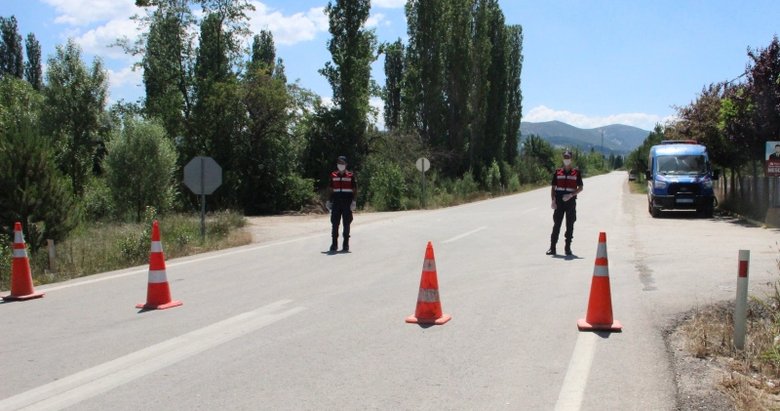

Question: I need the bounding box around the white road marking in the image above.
[554,332,598,411]
[0,300,305,411]
[442,226,487,244]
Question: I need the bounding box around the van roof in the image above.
[651,143,707,156]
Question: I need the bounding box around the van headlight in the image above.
[654,179,667,189]
[703,178,713,189]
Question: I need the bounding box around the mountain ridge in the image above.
[520,120,651,155]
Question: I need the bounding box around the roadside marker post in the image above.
[734,250,750,350]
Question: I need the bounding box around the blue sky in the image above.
[3,0,779,131]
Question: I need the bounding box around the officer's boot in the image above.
[545,242,556,255]
[342,236,349,252]
[329,236,338,252]
[565,241,572,256]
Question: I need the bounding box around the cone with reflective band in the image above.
[136,220,182,310]
[577,232,622,331]
[406,241,451,325]
[2,222,44,301]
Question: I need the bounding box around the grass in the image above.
[0,210,250,290]
[679,283,780,410]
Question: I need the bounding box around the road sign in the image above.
[184,156,222,195]
[416,157,430,172]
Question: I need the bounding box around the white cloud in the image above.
[73,18,139,61]
[524,105,676,131]
[248,2,329,46]
[108,65,142,89]
[366,13,386,28]
[43,0,136,26]
[369,96,385,131]
[372,0,406,8]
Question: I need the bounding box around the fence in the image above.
[715,174,780,226]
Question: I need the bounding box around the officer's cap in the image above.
[337,155,347,163]
[563,150,572,158]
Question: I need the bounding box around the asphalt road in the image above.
[2,171,778,411]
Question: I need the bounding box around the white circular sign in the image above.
[415,157,430,172]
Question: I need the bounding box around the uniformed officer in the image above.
[546,150,583,256]
[326,156,357,252]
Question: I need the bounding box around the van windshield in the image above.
[656,155,706,175]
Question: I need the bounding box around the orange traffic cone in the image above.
[406,241,451,325]
[136,220,182,310]
[578,232,622,331]
[2,222,45,301]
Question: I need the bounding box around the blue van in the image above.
[646,140,719,218]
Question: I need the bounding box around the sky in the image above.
[3,0,780,132]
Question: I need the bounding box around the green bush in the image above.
[368,161,406,211]
[280,175,316,211]
[486,160,502,193]
[81,177,115,221]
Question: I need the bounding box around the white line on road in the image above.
[0,300,306,411]
[442,226,487,244]
[554,332,598,411]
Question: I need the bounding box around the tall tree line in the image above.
[391,0,523,183]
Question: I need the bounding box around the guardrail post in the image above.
[734,250,750,350]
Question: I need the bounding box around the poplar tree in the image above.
[382,39,404,132]
[504,25,523,164]
[0,16,23,79]
[443,0,474,175]
[403,0,447,150]
[319,0,377,167]
[24,33,42,90]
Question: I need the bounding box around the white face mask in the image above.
[337,164,346,172]
[563,159,572,166]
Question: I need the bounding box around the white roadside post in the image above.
[734,249,750,350]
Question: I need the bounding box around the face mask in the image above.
[337,164,346,172]
[563,159,572,166]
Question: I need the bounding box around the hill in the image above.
[520,120,651,155]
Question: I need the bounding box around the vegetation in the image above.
[0,1,625,289]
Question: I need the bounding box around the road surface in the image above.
[2,171,777,410]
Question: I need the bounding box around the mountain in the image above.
[519,120,651,155]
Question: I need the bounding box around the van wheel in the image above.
[649,202,660,218]
[700,204,714,218]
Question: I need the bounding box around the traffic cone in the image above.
[577,232,622,331]
[2,222,45,301]
[406,241,451,325]
[136,220,182,310]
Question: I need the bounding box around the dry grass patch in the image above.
[679,293,780,410]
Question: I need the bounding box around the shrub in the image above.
[368,161,406,211]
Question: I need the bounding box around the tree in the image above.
[24,33,42,90]
[139,3,195,140]
[746,36,780,162]
[0,16,24,79]
[442,0,474,175]
[43,39,108,195]
[382,39,404,132]
[0,78,75,251]
[319,0,377,167]
[403,0,447,150]
[238,30,313,213]
[483,1,508,165]
[104,116,177,221]
[504,24,523,165]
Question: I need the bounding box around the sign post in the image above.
[416,157,431,208]
[183,156,222,242]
